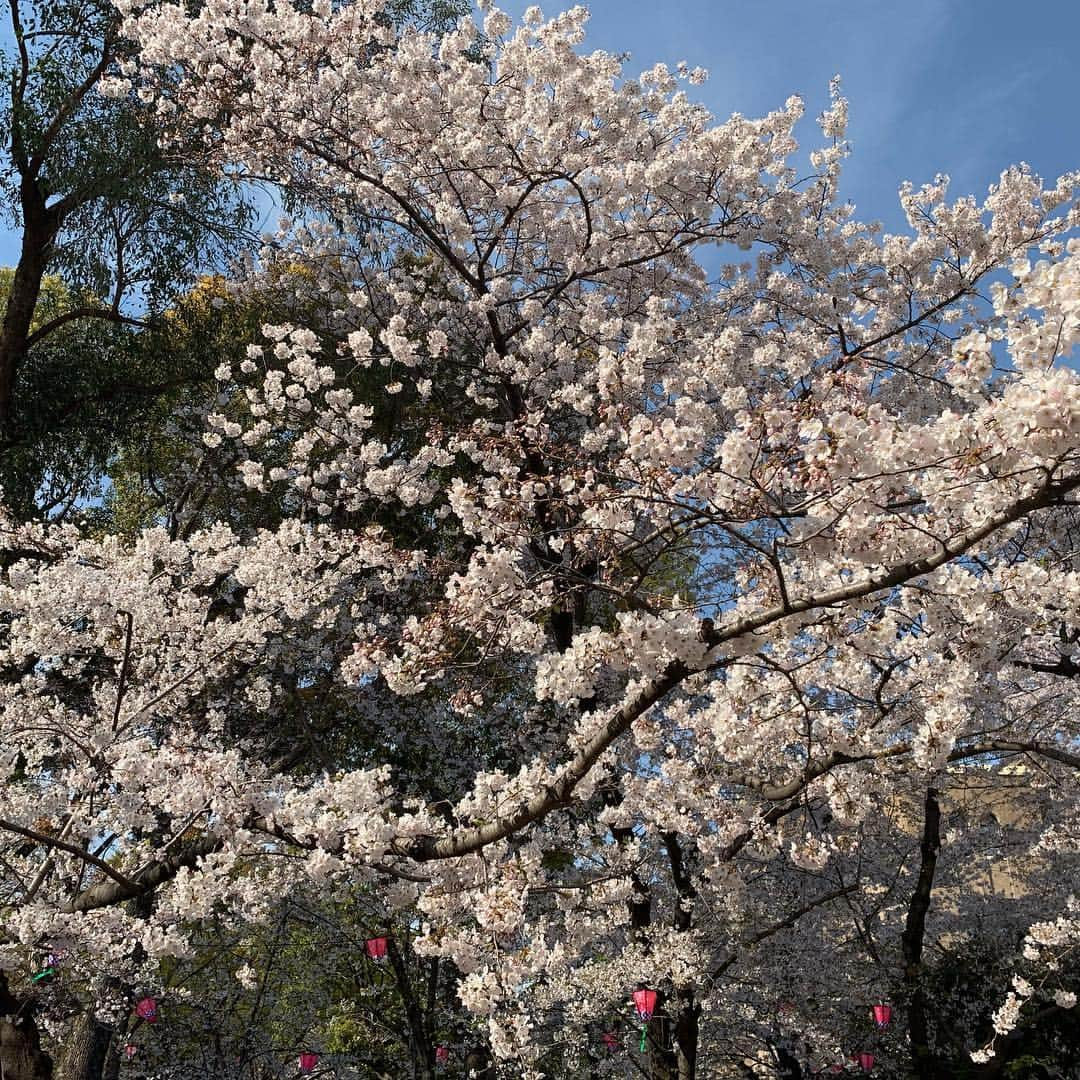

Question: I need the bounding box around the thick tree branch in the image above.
[395,474,1080,862]
[23,306,149,350]
[0,818,139,893]
[394,658,691,860]
[63,834,222,914]
[28,43,114,175]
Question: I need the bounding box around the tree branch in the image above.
[710,884,858,981]
[0,817,140,893]
[395,472,1080,862]
[24,306,149,350]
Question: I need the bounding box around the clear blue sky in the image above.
[488,0,1080,232]
[2,0,1077,262]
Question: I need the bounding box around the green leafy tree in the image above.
[0,0,253,513]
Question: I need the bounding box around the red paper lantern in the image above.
[601,1031,618,1051]
[632,987,657,1022]
[299,1051,320,1072]
[134,997,158,1023]
[123,1044,137,1060]
[858,1051,875,1072]
[872,1003,892,1028]
[435,1046,449,1065]
[365,936,388,961]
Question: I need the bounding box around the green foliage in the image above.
[917,936,1080,1078]
[0,0,254,518]
[1,0,251,302]
[1003,1054,1056,1078]
[0,268,212,518]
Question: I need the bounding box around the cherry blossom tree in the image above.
[3,1,1080,1076]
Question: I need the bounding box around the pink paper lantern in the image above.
[872,1003,892,1028]
[858,1051,875,1072]
[632,987,657,1021]
[601,1031,618,1051]
[134,997,158,1023]
[365,936,388,961]
[435,1045,449,1065]
[123,1044,137,1061]
[299,1051,320,1072]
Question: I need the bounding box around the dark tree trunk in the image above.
[0,974,53,1080]
[672,989,700,1080]
[663,834,700,1080]
[645,1004,680,1080]
[643,982,701,1079]
[774,1042,803,1078]
[56,1011,112,1080]
[101,1035,123,1080]
[0,179,57,433]
[386,937,435,1080]
[901,787,943,1080]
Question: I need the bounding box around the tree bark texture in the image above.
[56,1011,111,1080]
[0,974,53,1080]
[0,177,57,433]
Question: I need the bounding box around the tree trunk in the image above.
[672,990,699,1080]
[101,1037,123,1080]
[774,1042,803,1079]
[56,1011,112,1080]
[640,992,684,1080]
[0,184,55,433]
[463,1046,495,1079]
[646,1011,674,1080]
[663,834,700,1080]
[386,937,435,1080]
[0,974,53,1080]
[901,787,943,1080]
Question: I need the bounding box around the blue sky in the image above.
[1,0,1077,262]
[487,0,1080,232]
